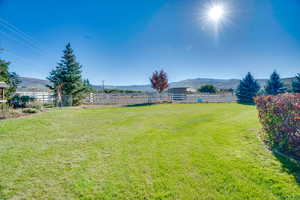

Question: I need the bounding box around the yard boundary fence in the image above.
[15,91,237,106]
[16,92,54,104]
[84,93,237,105]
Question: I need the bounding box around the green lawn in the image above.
[0,103,300,199]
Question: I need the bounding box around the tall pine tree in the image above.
[236,72,260,104]
[265,71,284,95]
[47,43,86,106]
[292,74,300,93]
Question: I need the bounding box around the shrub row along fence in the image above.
[84,93,237,105]
[15,92,73,107]
[255,94,300,158]
[16,92,54,104]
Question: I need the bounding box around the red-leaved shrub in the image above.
[255,94,300,157]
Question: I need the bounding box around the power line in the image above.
[0,18,51,77]
[0,17,47,55]
[0,29,44,55]
[0,17,42,49]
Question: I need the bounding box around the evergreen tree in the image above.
[265,71,284,95]
[0,59,20,99]
[47,43,86,106]
[83,79,94,93]
[236,72,260,104]
[47,63,65,106]
[198,84,217,93]
[292,74,300,93]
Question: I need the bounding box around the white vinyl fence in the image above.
[85,93,237,105]
[16,91,54,104]
[85,93,170,105]
[15,92,237,106]
[171,94,237,103]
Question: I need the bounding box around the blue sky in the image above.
[0,0,300,85]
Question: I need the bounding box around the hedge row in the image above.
[255,94,300,157]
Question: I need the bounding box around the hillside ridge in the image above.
[17,76,295,92]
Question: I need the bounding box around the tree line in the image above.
[236,71,300,104]
[149,69,300,104]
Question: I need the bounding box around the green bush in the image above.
[255,94,300,157]
[22,108,39,114]
[198,85,217,94]
[9,95,35,108]
[43,103,54,108]
[28,102,43,110]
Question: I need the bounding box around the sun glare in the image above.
[208,4,225,23]
[198,1,232,39]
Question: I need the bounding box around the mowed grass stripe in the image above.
[0,103,299,199]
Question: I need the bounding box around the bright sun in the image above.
[208,4,225,23]
[199,1,231,38]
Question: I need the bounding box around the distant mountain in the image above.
[171,77,294,90]
[170,78,241,90]
[18,77,50,91]
[16,76,295,92]
[101,77,295,92]
[93,84,152,92]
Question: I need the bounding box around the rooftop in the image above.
[0,82,9,88]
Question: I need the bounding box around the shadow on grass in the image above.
[125,103,156,107]
[237,102,256,106]
[273,150,300,184]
